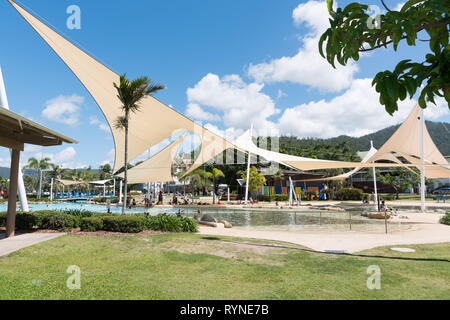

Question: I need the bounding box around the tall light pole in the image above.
[370,141,378,207]
[0,66,29,212]
[420,108,426,213]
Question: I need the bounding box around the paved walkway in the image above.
[0,233,65,257]
[199,212,450,253]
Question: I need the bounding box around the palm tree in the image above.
[113,74,165,214]
[25,157,52,198]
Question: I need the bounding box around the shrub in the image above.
[38,212,80,231]
[256,194,290,202]
[80,217,104,232]
[101,216,146,233]
[273,194,289,202]
[0,212,6,227]
[440,211,450,225]
[60,209,98,218]
[334,188,364,200]
[145,215,198,233]
[380,194,396,201]
[178,217,198,233]
[0,212,39,230]
[16,213,39,230]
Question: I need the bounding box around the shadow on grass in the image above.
[201,236,450,263]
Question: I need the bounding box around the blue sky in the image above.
[0,0,449,169]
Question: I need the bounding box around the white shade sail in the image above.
[367,104,450,178]
[89,180,111,185]
[57,179,86,186]
[115,133,186,184]
[9,0,238,174]
[233,129,430,172]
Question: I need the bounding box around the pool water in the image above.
[0,201,412,233]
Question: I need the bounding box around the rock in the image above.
[197,221,217,227]
[201,214,217,223]
[219,220,232,228]
[362,211,391,219]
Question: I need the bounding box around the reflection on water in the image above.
[0,202,414,233]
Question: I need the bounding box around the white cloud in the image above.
[186,73,279,130]
[89,115,110,132]
[41,95,84,126]
[276,78,449,138]
[53,147,77,163]
[186,103,221,122]
[247,0,358,92]
[24,145,42,153]
[30,147,80,168]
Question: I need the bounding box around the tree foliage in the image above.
[241,166,267,193]
[377,167,420,199]
[319,0,449,114]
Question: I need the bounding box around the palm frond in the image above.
[114,116,127,130]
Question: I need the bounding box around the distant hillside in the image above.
[1,121,449,178]
[279,120,450,156]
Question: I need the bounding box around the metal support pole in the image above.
[420,108,426,213]
[50,178,53,201]
[0,66,29,212]
[244,124,253,205]
[119,180,123,204]
[349,212,352,231]
[370,141,378,207]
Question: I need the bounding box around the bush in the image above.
[101,216,146,233]
[0,212,6,227]
[440,211,450,225]
[59,209,98,218]
[380,194,396,201]
[334,188,364,201]
[16,213,39,230]
[145,215,198,233]
[0,212,39,230]
[38,212,80,231]
[80,217,104,232]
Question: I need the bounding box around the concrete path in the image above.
[0,233,65,257]
[199,212,450,253]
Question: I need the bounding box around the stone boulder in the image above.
[218,220,232,228]
[201,214,217,223]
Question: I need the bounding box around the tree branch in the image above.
[380,0,392,11]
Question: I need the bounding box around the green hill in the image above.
[279,121,450,156]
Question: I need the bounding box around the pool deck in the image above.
[0,232,65,257]
[199,212,450,253]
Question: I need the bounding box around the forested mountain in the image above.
[278,121,450,156]
[1,121,449,179]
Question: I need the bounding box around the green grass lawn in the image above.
[0,233,448,299]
